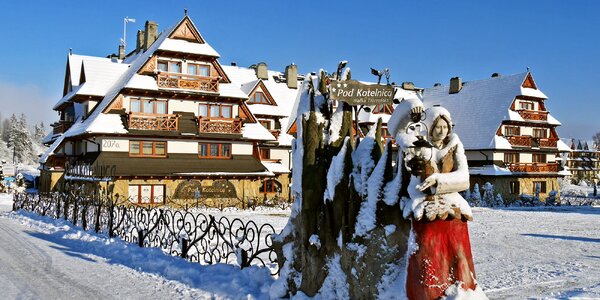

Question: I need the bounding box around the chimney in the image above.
[449,77,462,94]
[256,62,268,80]
[285,64,298,89]
[118,44,125,60]
[144,20,158,51]
[433,83,441,87]
[491,72,501,78]
[231,62,237,66]
[136,30,145,52]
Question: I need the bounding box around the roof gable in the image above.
[248,81,277,106]
[522,72,537,89]
[169,15,206,43]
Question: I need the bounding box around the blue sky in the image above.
[0,1,598,139]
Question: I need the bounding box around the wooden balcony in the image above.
[51,120,73,134]
[506,163,559,173]
[506,136,557,148]
[516,109,548,121]
[198,117,242,134]
[157,73,219,92]
[129,113,179,131]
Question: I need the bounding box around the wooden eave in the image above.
[522,72,538,89]
[72,94,104,103]
[120,87,245,103]
[515,95,547,102]
[168,15,206,43]
[238,102,258,123]
[502,120,558,128]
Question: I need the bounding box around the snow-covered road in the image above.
[2,193,600,299]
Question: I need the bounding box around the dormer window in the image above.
[249,92,268,104]
[519,101,534,110]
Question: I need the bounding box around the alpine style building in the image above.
[421,73,569,202]
[40,14,301,206]
[563,138,599,184]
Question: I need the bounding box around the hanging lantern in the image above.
[404,111,433,177]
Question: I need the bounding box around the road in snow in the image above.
[1,193,600,299]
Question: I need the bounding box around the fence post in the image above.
[94,199,101,233]
[180,238,189,259]
[137,229,145,247]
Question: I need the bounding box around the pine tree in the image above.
[471,183,481,207]
[7,114,18,150]
[12,114,34,164]
[494,193,504,207]
[34,121,47,143]
[482,182,494,207]
[1,118,9,143]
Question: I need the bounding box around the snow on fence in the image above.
[12,193,279,275]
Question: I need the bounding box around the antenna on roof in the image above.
[526,66,530,72]
[184,8,188,16]
[69,48,72,55]
[122,16,136,53]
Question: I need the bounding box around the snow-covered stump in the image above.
[271,72,413,299]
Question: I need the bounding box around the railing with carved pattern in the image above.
[129,113,179,131]
[516,109,548,121]
[52,120,74,134]
[506,136,558,148]
[506,163,559,173]
[157,73,219,93]
[13,193,280,275]
[198,117,242,134]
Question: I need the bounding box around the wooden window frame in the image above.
[259,179,281,194]
[260,148,271,160]
[259,120,271,130]
[504,126,520,136]
[129,141,167,158]
[504,153,520,163]
[372,104,394,114]
[130,98,168,114]
[187,62,211,77]
[533,181,547,193]
[198,142,232,159]
[129,184,165,204]
[533,128,547,138]
[198,103,233,118]
[519,101,534,110]
[249,91,269,104]
[532,153,547,163]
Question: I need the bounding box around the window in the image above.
[533,128,547,138]
[533,181,547,193]
[504,153,519,163]
[129,141,167,157]
[509,181,520,194]
[504,126,520,136]
[157,60,181,76]
[130,98,168,114]
[198,143,232,158]
[260,148,271,160]
[198,104,233,118]
[519,101,534,110]
[533,154,546,163]
[128,184,165,204]
[260,179,281,194]
[187,63,210,77]
[372,104,394,114]
[259,120,271,130]
[249,92,268,104]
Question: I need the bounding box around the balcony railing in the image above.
[65,161,115,181]
[506,163,559,173]
[506,136,557,148]
[516,109,548,121]
[51,120,73,135]
[198,117,242,134]
[157,73,219,92]
[129,113,179,131]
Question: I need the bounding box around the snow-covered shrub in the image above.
[545,190,558,206]
[494,193,504,207]
[579,180,589,188]
[470,183,481,207]
[481,182,494,207]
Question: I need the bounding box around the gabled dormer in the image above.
[137,16,230,93]
[247,81,277,105]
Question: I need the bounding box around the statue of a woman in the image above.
[390,104,486,299]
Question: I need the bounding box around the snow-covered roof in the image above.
[262,162,291,174]
[242,122,276,141]
[557,139,571,152]
[469,165,513,176]
[489,136,513,150]
[421,72,555,150]
[76,59,130,96]
[67,54,113,90]
[158,38,220,57]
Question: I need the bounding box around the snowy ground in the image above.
[1,193,600,299]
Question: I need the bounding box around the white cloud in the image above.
[0,80,59,127]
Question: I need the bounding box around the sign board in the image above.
[329,80,395,106]
[1,164,16,177]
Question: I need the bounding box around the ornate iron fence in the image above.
[13,193,279,275]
